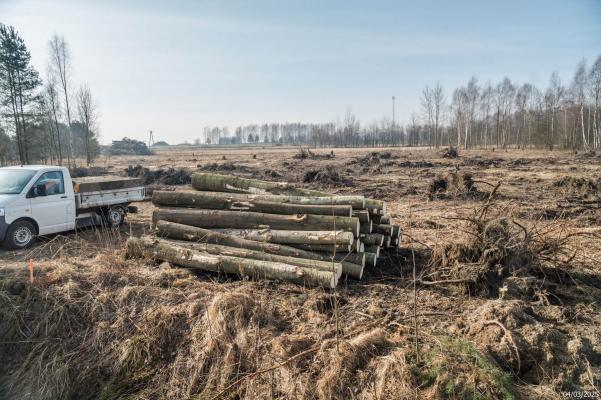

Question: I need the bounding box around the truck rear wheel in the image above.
[3,220,36,250]
[103,206,125,228]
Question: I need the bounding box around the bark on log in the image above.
[211,228,354,245]
[291,243,353,253]
[391,225,401,239]
[360,233,385,246]
[352,210,370,223]
[191,173,329,197]
[155,190,365,209]
[160,238,342,277]
[360,221,373,234]
[191,173,382,212]
[127,236,337,288]
[365,245,380,257]
[378,215,391,225]
[156,221,363,279]
[153,208,360,236]
[373,224,393,236]
[364,252,378,268]
[364,198,386,214]
[156,221,327,261]
[152,191,353,216]
[332,252,366,267]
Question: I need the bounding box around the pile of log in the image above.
[126,173,401,289]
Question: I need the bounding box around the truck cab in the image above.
[0,165,144,250]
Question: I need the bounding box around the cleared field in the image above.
[1,146,600,399]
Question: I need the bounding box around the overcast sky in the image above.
[1,0,600,144]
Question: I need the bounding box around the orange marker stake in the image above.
[28,259,34,284]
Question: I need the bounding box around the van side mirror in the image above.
[32,184,47,197]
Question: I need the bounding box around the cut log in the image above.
[365,245,380,257]
[160,238,342,277]
[127,236,337,288]
[155,190,366,209]
[373,224,393,236]
[152,191,352,216]
[378,215,391,225]
[191,173,329,197]
[352,210,370,223]
[153,208,360,236]
[391,225,402,239]
[364,198,386,214]
[360,233,385,246]
[211,228,354,245]
[384,236,392,248]
[157,221,327,261]
[364,252,378,268]
[360,221,372,234]
[291,243,353,253]
[332,252,366,267]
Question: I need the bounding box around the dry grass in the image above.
[1,147,600,399]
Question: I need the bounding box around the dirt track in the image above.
[1,146,600,399]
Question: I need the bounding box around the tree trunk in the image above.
[360,233,385,246]
[352,210,370,223]
[211,228,353,245]
[161,238,342,276]
[364,252,378,268]
[155,190,366,209]
[360,221,373,234]
[157,220,326,260]
[192,173,328,196]
[152,191,352,216]
[127,236,337,288]
[373,224,393,236]
[290,243,353,253]
[153,208,360,236]
[365,245,380,257]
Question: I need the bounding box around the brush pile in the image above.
[127,172,401,289]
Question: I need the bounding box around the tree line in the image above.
[197,56,600,150]
[0,23,99,166]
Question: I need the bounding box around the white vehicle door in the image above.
[29,170,71,235]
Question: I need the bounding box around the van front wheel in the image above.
[4,220,36,250]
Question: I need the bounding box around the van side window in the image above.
[34,171,65,196]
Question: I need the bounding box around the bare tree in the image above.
[431,82,446,148]
[589,56,601,148]
[75,84,97,165]
[44,72,63,164]
[421,86,433,146]
[572,59,588,149]
[48,34,74,165]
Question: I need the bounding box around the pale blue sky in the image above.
[1,0,600,144]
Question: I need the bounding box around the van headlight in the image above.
[0,208,4,217]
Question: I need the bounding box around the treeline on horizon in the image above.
[0,23,99,167]
[194,55,600,151]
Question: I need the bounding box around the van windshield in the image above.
[0,169,36,194]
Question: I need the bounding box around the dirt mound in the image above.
[459,300,599,391]
[123,164,191,186]
[352,151,398,167]
[428,171,486,200]
[553,176,600,195]
[441,147,459,158]
[303,166,353,187]
[293,148,334,160]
